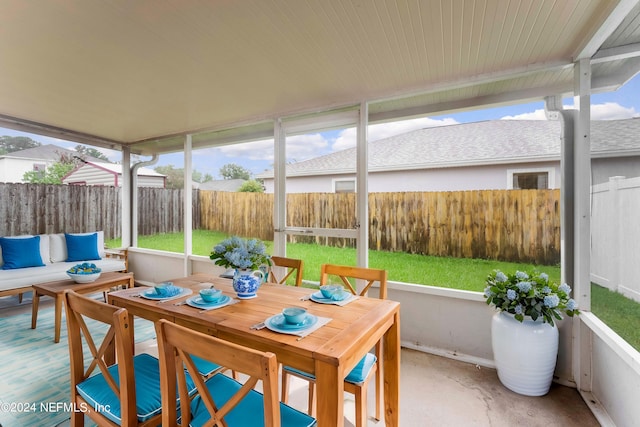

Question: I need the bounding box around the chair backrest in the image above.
[269,256,304,286]
[319,264,388,299]
[155,319,282,427]
[64,290,138,423]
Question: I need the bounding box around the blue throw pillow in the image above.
[0,236,46,270]
[65,233,101,262]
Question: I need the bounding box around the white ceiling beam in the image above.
[575,0,640,60]
[591,42,640,63]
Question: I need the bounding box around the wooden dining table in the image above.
[107,273,400,427]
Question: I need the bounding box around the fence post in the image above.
[609,176,624,293]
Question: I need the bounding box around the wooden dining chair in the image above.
[269,256,304,287]
[281,264,388,427]
[64,290,194,427]
[155,319,317,427]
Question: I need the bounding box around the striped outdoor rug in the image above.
[0,305,156,427]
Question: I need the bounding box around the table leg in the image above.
[31,289,40,329]
[383,311,401,426]
[315,360,344,427]
[54,295,63,343]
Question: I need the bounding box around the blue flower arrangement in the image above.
[210,236,271,271]
[484,269,579,326]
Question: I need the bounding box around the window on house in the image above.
[334,179,355,193]
[512,172,549,189]
[32,163,46,178]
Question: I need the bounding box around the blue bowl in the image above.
[154,282,174,296]
[320,284,344,299]
[282,307,307,325]
[199,288,223,303]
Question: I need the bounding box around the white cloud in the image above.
[501,102,639,121]
[501,109,548,120]
[332,117,459,151]
[217,139,274,160]
[211,133,329,162]
[588,102,638,120]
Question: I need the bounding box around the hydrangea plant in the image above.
[484,269,579,326]
[210,236,271,270]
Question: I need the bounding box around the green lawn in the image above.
[106,230,640,351]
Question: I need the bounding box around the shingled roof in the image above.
[3,144,108,164]
[259,118,640,178]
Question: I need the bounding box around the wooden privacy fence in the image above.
[136,187,200,236]
[199,189,561,265]
[0,183,560,264]
[0,183,122,238]
[0,184,197,240]
[368,190,560,264]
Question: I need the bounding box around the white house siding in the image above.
[136,175,165,188]
[591,157,640,185]
[63,163,165,188]
[265,162,561,193]
[64,164,117,186]
[0,157,54,183]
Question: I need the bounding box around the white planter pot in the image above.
[491,311,559,396]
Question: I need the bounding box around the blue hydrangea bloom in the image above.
[514,304,523,315]
[539,272,549,281]
[516,271,529,280]
[495,271,508,283]
[507,289,517,300]
[542,286,551,294]
[484,286,494,298]
[559,283,571,294]
[544,295,560,308]
[567,299,578,311]
[517,281,531,293]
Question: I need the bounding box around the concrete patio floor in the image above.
[2,294,600,427]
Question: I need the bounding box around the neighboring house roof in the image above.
[198,179,246,191]
[2,144,107,163]
[258,118,640,178]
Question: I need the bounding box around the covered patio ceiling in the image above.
[1,0,640,155]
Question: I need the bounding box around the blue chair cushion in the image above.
[191,354,223,377]
[190,373,316,427]
[283,353,377,386]
[0,236,45,270]
[76,353,194,425]
[345,353,377,384]
[65,232,101,262]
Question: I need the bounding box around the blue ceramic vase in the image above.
[232,269,265,299]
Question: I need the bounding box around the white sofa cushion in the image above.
[50,231,105,263]
[0,257,126,292]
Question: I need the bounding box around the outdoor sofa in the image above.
[0,231,127,301]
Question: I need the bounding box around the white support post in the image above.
[573,58,592,392]
[356,101,369,273]
[184,134,193,276]
[121,146,132,248]
[274,119,286,256]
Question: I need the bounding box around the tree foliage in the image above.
[22,155,77,184]
[0,135,41,154]
[154,165,214,189]
[219,163,251,180]
[238,179,264,193]
[74,144,110,161]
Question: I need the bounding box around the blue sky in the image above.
[2,73,639,180]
